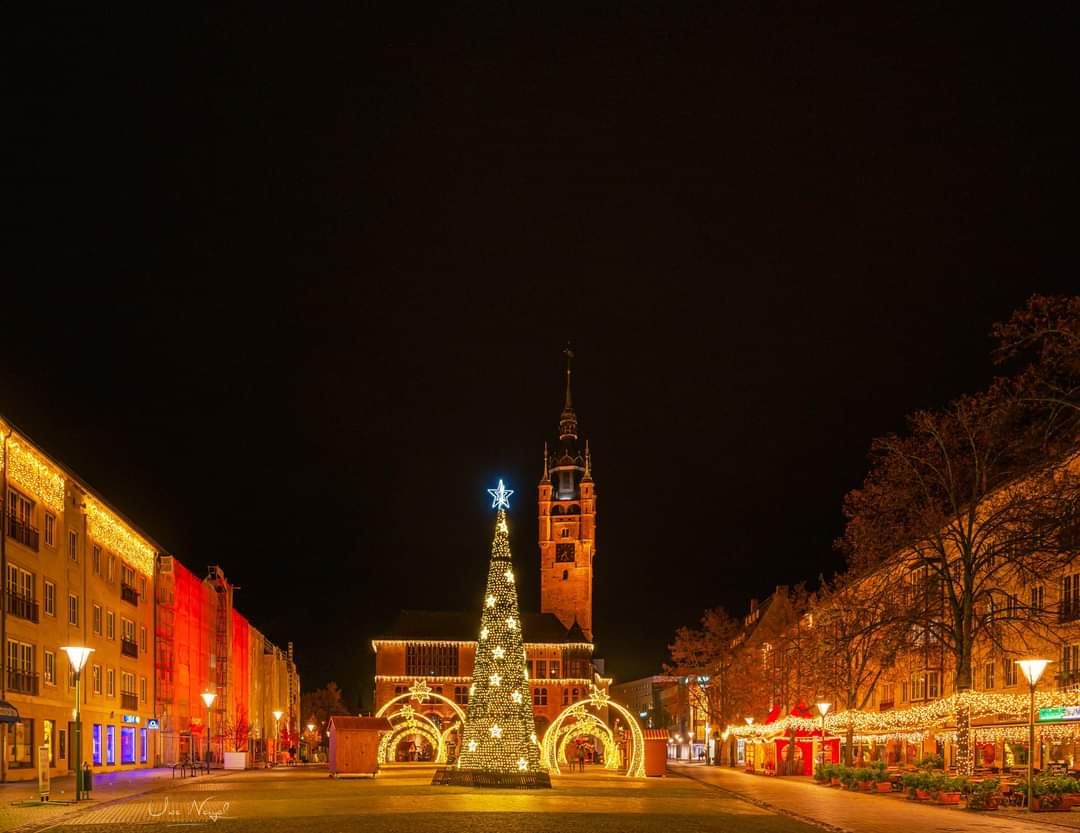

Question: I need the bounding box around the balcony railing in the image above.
[6,513,39,552]
[1058,671,1080,691]
[5,591,39,623]
[120,638,139,659]
[878,700,895,711]
[7,667,39,696]
[121,691,139,710]
[120,583,139,606]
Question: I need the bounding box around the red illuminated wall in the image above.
[231,610,251,728]
[171,559,212,731]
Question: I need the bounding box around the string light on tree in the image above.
[449,484,546,786]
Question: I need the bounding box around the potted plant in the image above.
[874,768,893,793]
[830,764,844,787]
[903,771,933,800]
[1033,775,1077,811]
[936,775,966,804]
[841,767,860,791]
[914,753,944,770]
[855,768,875,791]
[965,778,999,811]
[224,707,250,770]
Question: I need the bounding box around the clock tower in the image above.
[538,349,596,641]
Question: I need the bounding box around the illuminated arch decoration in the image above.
[540,686,646,777]
[554,713,620,771]
[440,720,463,757]
[376,679,468,725]
[378,707,446,764]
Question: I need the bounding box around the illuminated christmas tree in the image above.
[451,480,546,785]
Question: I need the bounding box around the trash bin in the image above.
[81,762,93,797]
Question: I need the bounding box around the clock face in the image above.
[556,543,575,563]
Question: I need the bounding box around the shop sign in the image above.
[147,719,160,729]
[1038,705,1080,722]
[122,714,141,724]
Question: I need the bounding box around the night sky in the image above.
[7,6,1076,709]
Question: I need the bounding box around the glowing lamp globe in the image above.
[1017,659,1050,686]
[273,710,283,722]
[61,646,94,674]
[307,723,315,733]
[745,717,754,726]
[816,702,831,717]
[201,691,217,709]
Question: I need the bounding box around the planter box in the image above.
[876,782,893,793]
[858,782,874,792]
[937,791,962,805]
[830,777,842,786]
[223,752,248,770]
[915,789,932,801]
[1032,797,1071,812]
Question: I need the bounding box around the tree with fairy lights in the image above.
[452,480,545,784]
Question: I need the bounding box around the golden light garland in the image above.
[374,684,467,725]
[540,685,647,778]
[5,438,66,513]
[377,708,446,764]
[728,690,1080,741]
[85,497,155,576]
[553,712,621,771]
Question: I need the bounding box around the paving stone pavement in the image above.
[670,761,1080,833]
[39,764,825,833]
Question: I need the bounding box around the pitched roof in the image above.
[375,609,590,645]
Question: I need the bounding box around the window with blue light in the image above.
[92,724,102,766]
[106,725,116,765]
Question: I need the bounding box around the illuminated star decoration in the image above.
[399,704,415,721]
[488,480,514,510]
[490,673,502,687]
[492,646,505,659]
[409,679,432,703]
[518,758,528,771]
[468,740,478,752]
[486,595,497,608]
[506,617,517,630]
[490,724,502,738]
[480,627,489,640]
[512,690,523,704]
[504,569,514,583]
[589,685,610,709]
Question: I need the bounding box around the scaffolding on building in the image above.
[207,565,234,762]
[156,555,177,764]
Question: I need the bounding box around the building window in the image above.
[121,562,136,590]
[5,564,35,620]
[404,643,459,676]
[44,719,56,766]
[393,685,407,696]
[92,664,102,695]
[107,610,115,640]
[454,685,469,705]
[92,725,103,765]
[121,726,135,764]
[122,618,135,644]
[140,626,148,653]
[562,570,568,580]
[68,530,78,562]
[44,512,55,547]
[1031,584,1044,613]
[93,604,103,635]
[68,594,79,626]
[984,661,995,690]
[549,661,560,678]
[140,728,148,763]
[533,687,548,706]
[561,528,569,538]
[562,688,569,705]
[1004,658,1018,687]
[44,650,56,685]
[7,718,34,768]
[1062,644,1080,688]
[93,545,101,575]
[107,554,115,583]
[910,670,941,701]
[107,725,116,764]
[6,639,35,693]
[535,660,547,679]
[44,580,55,616]
[140,676,148,703]
[572,687,580,703]
[139,576,147,599]
[107,667,116,698]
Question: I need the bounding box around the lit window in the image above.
[44,651,56,685]
[44,512,55,547]
[44,581,55,616]
[68,594,79,626]
[68,530,78,562]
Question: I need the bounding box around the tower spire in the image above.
[558,345,578,440]
[541,442,550,482]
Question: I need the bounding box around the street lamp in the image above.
[688,731,695,762]
[201,691,217,767]
[272,710,283,766]
[61,646,94,802]
[307,723,316,762]
[816,702,831,773]
[1017,659,1050,811]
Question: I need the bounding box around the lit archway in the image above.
[555,714,620,770]
[376,679,467,725]
[540,686,646,777]
[378,707,445,764]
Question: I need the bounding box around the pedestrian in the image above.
[577,744,586,773]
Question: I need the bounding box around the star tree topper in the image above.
[488,479,514,510]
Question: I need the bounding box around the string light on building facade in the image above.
[5,438,66,513]
[84,496,156,576]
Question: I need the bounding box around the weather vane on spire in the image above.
[488,479,513,510]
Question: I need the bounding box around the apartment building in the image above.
[1,422,157,782]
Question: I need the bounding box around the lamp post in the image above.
[201,691,217,767]
[272,710,283,766]
[816,702,831,773]
[61,646,94,802]
[1017,659,1050,811]
[307,722,315,762]
[688,731,695,762]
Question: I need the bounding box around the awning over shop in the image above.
[0,700,20,724]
